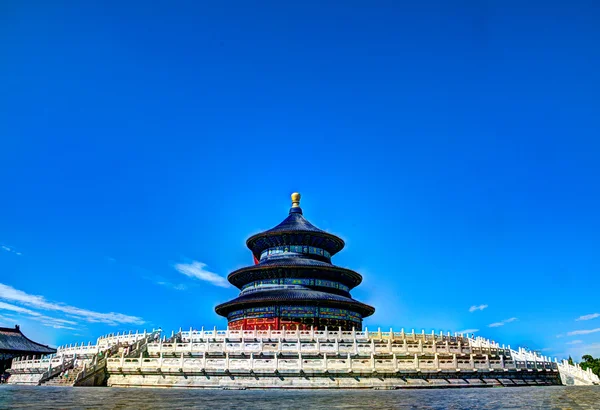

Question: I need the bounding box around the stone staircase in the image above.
[39,330,162,387]
[42,367,83,386]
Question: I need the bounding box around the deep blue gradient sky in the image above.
[1,1,599,360]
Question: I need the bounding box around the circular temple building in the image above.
[215,193,375,331]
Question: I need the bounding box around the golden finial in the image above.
[291,192,301,208]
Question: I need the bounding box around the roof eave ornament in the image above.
[290,192,302,214]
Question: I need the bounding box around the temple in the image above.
[215,193,375,331]
[6,194,599,388]
[0,325,56,375]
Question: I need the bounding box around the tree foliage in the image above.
[580,355,600,377]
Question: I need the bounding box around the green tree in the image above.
[580,355,600,377]
[568,356,574,365]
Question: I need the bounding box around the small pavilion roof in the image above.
[0,325,56,355]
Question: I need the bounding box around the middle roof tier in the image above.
[227,258,363,290]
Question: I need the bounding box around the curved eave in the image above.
[0,326,57,354]
[227,263,363,289]
[215,289,375,318]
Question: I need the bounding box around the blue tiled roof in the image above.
[215,289,375,317]
[0,326,56,354]
[246,207,345,257]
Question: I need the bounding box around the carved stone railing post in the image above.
[347,353,352,372]
[371,352,375,372]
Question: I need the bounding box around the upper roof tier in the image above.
[246,193,345,258]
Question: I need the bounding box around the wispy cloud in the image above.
[1,245,22,256]
[469,304,488,313]
[0,283,144,326]
[0,300,79,330]
[156,281,187,291]
[575,313,600,321]
[457,329,479,335]
[567,328,600,336]
[488,317,518,328]
[567,340,583,345]
[174,261,230,288]
[0,301,41,316]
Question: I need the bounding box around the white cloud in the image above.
[567,340,583,345]
[1,245,22,256]
[174,261,230,288]
[457,329,479,335]
[0,283,144,326]
[0,301,41,316]
[488,317,518,328]
[567,328,600,336]
[156,281,187,291]
[575,313,600,321]
[0,300,79,330]
[469,304,488,313]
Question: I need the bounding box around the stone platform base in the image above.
[107,371,562,389]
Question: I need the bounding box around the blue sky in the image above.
[0,0,599,361]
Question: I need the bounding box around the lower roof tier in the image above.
[227,260,363,289]
[214,288,375,318]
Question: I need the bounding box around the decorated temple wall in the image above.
[240,278,350,294]
[226,306,362,330]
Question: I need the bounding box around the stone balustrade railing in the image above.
[107,350,557,374]
[96,330,154,350]
[57,343,100,357]
[558,360,600,385]
[9,356,66,372]
[146,338,502,357]
[177,327,475,343]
